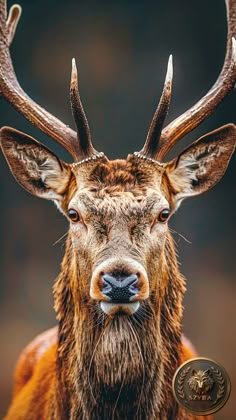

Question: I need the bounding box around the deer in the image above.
[1,0,235,418]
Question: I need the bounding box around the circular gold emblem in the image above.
[172,357,231,415]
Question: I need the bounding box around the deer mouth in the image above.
[100,301,140,316]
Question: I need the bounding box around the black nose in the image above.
[101,273,138,303]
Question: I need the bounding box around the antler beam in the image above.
[0,1,96,161]
[138,0,236,161]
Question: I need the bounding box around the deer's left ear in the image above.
[0,127,72,201]
[165,124,236,207]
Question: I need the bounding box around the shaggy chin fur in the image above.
[53,230,185,420]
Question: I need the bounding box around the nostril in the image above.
[129,280,139,295]
[121,273,138,288]
[101,275,113,297]
[102,274,117,286]
[101,283,112,295]
[100,272,139,303]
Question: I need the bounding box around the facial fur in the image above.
[59,156,172,313]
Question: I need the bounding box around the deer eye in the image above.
[67,208,80,223]
[158,208,170,223]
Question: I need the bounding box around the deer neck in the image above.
[54,233,185,418]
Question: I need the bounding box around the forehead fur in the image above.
[89,158,158,187]
[61,156,173,210]
[76,156,164,188]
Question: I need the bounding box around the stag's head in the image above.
[0,3,236,319]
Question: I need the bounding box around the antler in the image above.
[0,1,97,161]
[70,59,97,159]
[137,55,173,158]
[138,0,236,161]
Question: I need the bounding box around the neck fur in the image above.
[53,233,185,419]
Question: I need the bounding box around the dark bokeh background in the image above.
[0,0,235,418]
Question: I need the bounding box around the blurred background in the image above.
[0,0,235,418]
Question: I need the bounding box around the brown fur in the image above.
[4,157,217,419]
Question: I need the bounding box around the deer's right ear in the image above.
[0,127,72,201]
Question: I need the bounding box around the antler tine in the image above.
[70,59,98,159]
[0,1,83,161]
[6,3,21,46]
[138,55,173,158]
[155,0,236,161]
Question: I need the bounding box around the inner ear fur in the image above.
[0,126,72,200]
[165,124,236,204]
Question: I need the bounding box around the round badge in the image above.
[172,357,231,416]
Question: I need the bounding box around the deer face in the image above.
[65,157,169,316]
[1,125,235,317]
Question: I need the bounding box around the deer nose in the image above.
[101,273,139,303]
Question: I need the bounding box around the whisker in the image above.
[131,314,144,330]
[112,374,126,420]
[169,228,192,244]
[53,231,68,246]
[138,305,153,320]
[139,305,152,316]
[136,313,149,324]
[86,305,105,329]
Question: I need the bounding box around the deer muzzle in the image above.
[90,257,149,315]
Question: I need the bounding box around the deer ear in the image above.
[165,124,236,207]
[0,127,71,201]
